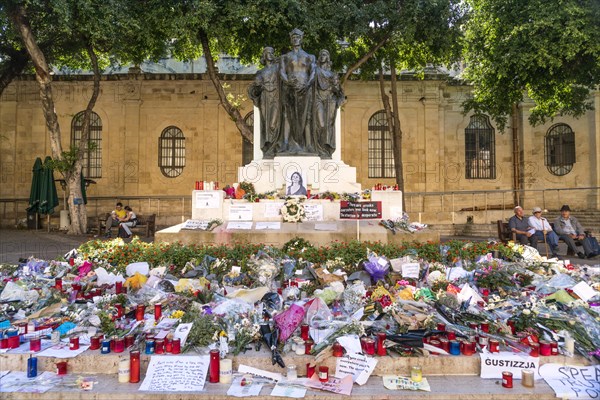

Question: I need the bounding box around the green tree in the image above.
[462,0,600,204]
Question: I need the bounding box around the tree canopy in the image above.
[462,0,600,130]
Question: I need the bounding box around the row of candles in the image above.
[195,181,219,190]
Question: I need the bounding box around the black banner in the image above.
[340,201,382,219]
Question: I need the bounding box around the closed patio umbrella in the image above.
[39,156,59,215]
[27,157,43,214]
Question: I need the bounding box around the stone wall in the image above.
[1,74,598,227]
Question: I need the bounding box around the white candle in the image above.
[219,359,233,384]
[118,357,130,383]
[564,336,575,355]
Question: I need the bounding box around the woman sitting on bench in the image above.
[118,206,137,238]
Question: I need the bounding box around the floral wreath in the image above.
[280,197,306,223]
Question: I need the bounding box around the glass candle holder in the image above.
[145,340,155,355]
[101,339,111,354]
[306,363,315,378]
[129,350,140,383]
[90,335,101,350]
[502,371,513,388]
[550,341,559,356]
[539,341,551,356]
[489,339,500,353]
[286,365,297,381]
[56,361,68,375]
[154,304,162,321]
[219,359,233,384]
[125,335,134,348]
[115,281,123,294]
[304,339,314,354]
[29,337,41,352]
[154,339,165,354]
[529,343,539,357]
[69,336,80,350]
[362,337,375,355]
[209,349,220,383]
[171,338,181,354]
[55,278,63,291]
[114,337,125,353]
[376,332,386,356]
[136,305,145,321]
[300,324,310,341]
[318,366,329,383]
[332,342,344,357]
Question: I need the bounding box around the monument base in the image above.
[238,156,361,193]
[155,220,439,247]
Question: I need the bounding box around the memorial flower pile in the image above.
[1,236,599,376]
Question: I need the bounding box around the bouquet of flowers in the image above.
[281,197,306,223]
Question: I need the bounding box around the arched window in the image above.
[159,126,185,178]
[242,112,254,166]
[545,123,575,176]
[71,111,102,178]
[368,110,395,178]
[465,115,496,179]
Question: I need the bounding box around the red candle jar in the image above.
[507,320,516,335]
[115,281,123,294]
[305,339,314,354]
[125,335,134,348]
[29,337,41,352]
[306,363,315,378]
[0,337,8,349]
[56,361,68,375]
[55,278,63,291]
[480,322,489,333]
[318,366,329,383]
[155,339,165,354]
[115,304,123,319]
[502,371,513,388]
[130,350,140,383]
[209,349,220,383]
[363,338,375,355]
[376,332,387,356]
[165,338,172,353]
[7,334,19,349]
[154,304,162,321]
[199,181,204,190]
[300,324,310,341]
[469,322,478,330]
[110,336,118,351]
[90,335,101,350]
[171,338,181,354]
[136,305,145,321]
[550,341,558,356]
[69,257,75,266]
[332,342,344,357]
[439,337,450,353]
[437,323,446,331]
[446,331,456,341]
[539,341,551,356]
[489,339,500,353]
[114,337,125,353]
[529,343,540,357]
[69,336,80,350]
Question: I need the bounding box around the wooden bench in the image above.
[97,213,156,237]
[497,220,582,255]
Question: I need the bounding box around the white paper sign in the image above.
[227,376,264,397]
[271,381,308,398]
[571,281,598,302]
[446,266,468,281]
[182,219,209,230]
[139,356,209,391]
[195,192,220,209]
[229,204,253,221]
[255,222,281,230]
[238,364,283,382]
[264,202,284,218]
[479,352,540,379]
[401,263,420,278]
[335,353,378,385]
[227,221,253,230]
[304,204,324,221]
[172,323,193,347]
[539,363,600,399]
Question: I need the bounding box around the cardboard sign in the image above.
[539,363,600,399]
[479,352,540,379]
[139,356,209,391]
[339,201,382,219]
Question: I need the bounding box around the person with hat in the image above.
[553,205,588,258]
[528,207,560,258]
[508,206,537,248]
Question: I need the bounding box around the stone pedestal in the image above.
[371,190,404,219]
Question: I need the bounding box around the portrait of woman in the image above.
[286,171,307,196]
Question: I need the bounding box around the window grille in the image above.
[242,112,254,166]
[159,126,185,178]
[465,115,496,179]
[545,123,575,176]
[71,111,102,178]
[368,110,395,178]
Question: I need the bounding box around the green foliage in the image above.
[462,0,600,130]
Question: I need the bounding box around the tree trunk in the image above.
[378,65,406,210]
[511,103,521,206]
[340,32,391,89]
[198,29,254,144]
[11,5,63,159]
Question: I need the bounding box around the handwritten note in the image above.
[305,374,353,395]
[304,204,324,221]
[540,364,600,399]
[139,356,209,392]
[335,353,378,385]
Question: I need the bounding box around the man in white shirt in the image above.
[528,207,560,258]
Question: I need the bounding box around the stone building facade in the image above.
[1,71,598,227]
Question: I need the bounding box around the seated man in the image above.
[508,206,537,248]
[553,204,587,258]
[104,202,126,238]
[528,207,560,258]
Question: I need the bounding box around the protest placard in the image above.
[539,363,600,399]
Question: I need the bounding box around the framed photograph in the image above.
[285,170,307,196]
